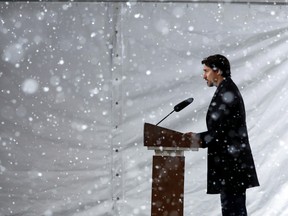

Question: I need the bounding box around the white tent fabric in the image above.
[1,2,288,216]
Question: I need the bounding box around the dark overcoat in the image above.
[199,77,259,194]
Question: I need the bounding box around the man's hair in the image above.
[201,54,231,77]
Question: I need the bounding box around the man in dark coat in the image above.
[188,54,259,216]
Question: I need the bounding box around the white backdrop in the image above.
[1,2,288,216]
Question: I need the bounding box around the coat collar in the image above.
[212,77,232,100]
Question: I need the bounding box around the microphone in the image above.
[174,97,194,112]
[156,97,194,126]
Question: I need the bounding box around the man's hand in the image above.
[184,132,202,148]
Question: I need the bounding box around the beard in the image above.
[206,81,215,87]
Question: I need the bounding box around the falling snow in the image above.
[0,1,288,216]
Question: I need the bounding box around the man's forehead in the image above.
[203,65,211,70]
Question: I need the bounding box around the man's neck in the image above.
[215,76,224,87]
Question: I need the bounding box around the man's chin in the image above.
[207,82,214,87]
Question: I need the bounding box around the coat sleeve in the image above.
[198,131,213,148]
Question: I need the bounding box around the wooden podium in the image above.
[144,122,198,216]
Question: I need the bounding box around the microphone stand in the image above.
[156,110,175,126]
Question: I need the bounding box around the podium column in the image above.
[151,150,185,216]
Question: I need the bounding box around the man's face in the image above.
[203,65,219,87]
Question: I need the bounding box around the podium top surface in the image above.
[143,123,192,149]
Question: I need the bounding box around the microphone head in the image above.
[174,97,194,112]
